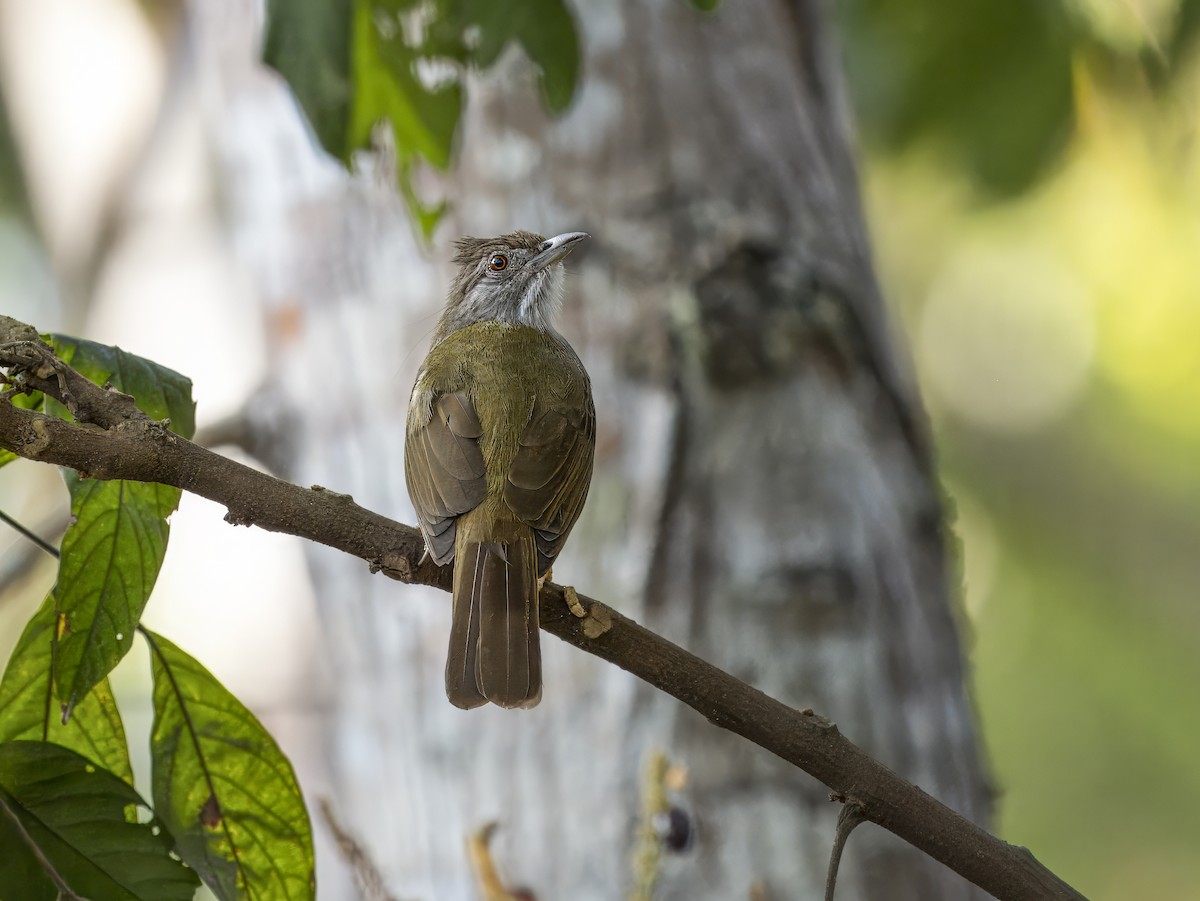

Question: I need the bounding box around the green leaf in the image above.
[0,740,199,901]
[48,335,196,439]
[463,0,581,113]
[39,337,195,716]
[350,0,464,170]
[146,630,315,901]
[0,595,133,786]
[53,474,179,717]
[1166,0,1200,73]
[263,0,353,159]
[837,0,1076,194]
[261,0,580,233]
[686,0,720,12]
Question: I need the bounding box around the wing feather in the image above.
[505,394,596,574]
[405,390,487,565]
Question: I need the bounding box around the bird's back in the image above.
[406,320,594,708]
[414,321,590,509]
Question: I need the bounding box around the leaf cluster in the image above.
[0,338,314,900]
[262,0,581,236]
[838,0,1200,194]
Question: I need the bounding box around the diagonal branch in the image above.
[0,317,1085,901]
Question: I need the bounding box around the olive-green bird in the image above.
[405,230,595,709]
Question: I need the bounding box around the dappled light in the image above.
[918,243,1095,432]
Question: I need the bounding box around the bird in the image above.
[405,230,596,709]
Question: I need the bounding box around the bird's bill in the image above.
[527,231,589,271]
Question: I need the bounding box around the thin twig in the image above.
[0,507,60,559]
[318,798,402,901]
[824,799,866,901]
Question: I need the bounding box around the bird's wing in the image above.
[405,390,487,564]
[504,392,596,576]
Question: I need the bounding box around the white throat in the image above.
[516,266,565,331]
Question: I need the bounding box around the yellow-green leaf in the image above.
[146,630,315,901]
[0,595,133,785]
[54,475,178,717]
[38,336,195,715]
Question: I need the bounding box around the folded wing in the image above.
[405,390,487,564]
[504,395,597,575]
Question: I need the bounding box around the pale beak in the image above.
[528,231,589,271]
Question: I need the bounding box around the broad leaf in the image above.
[837,0,1076,194]
[0,740,199,901]
[49,335,196,439]
[53,474,178,719]
[1166,0,1200,74]
[349,0,464,171]
[146,630,315,901]
[263,0,581,235]
[40,336,195,716]
[462,0,581,113]
[262,0,352,159]
[0,595,133,785]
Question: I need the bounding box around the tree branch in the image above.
[0,318,1085,901]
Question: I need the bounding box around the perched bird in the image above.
[405,230,596,709]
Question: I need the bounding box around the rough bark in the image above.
[190,0,991,897]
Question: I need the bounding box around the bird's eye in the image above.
[489,254,508,271]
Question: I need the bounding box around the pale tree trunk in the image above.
[193,0,990,898]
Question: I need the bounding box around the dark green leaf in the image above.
[48,335,196,439]
[261,0,580,233]
[38,337,195,716]
[53,471,177,717]
[0,740,199,901]
[463,0,581,113]
[146,630,315,901]
[838,0,1077,194]
[0,595,133,786]
[263,0,353,159]
[686,0,720,12]
[1166,0,1200,73]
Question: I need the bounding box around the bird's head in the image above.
[434,230,589,343]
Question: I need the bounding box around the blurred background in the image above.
[1,0,1198,898]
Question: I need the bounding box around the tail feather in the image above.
[445,539,487,709]
[445,516,541,709]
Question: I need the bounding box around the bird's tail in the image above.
[445,512,541,709]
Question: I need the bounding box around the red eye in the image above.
[489,254,508,271]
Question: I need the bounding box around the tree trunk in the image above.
[196,0,990,897]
